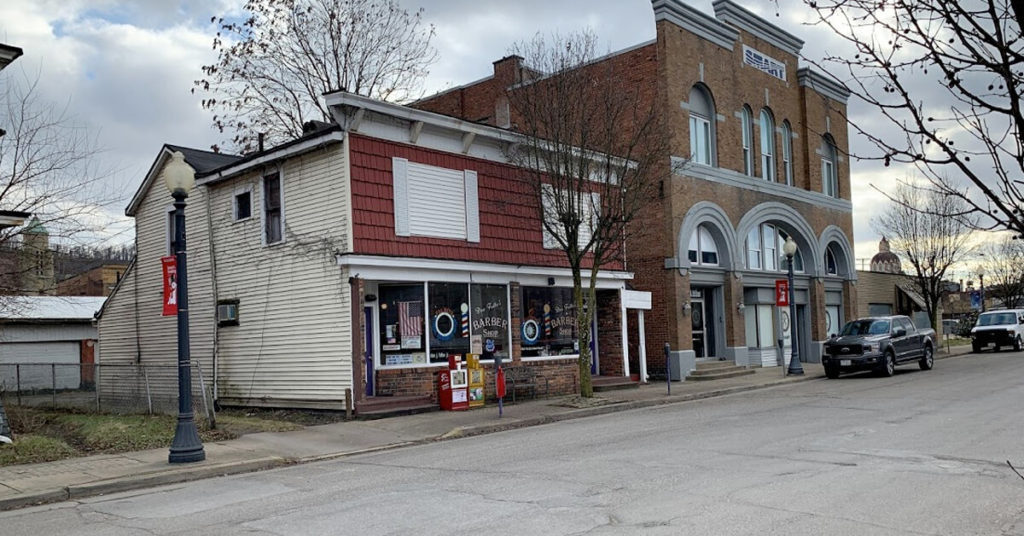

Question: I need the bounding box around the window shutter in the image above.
[392,157,410,237]
[464,170,480,243]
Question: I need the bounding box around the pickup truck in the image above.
[822,315,936,379]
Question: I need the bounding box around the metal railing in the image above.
[0,363,214,421]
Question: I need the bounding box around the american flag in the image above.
[399,301,423,337]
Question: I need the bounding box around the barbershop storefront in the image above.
[344,256,639,404]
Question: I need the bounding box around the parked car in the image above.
[970,309,1024,353]
[822,315,937,379]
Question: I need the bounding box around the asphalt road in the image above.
[4,351,1024,535]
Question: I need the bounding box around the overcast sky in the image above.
[0,0,939,266]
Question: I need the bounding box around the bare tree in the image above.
[196,0,438,153]
[874,182,976,330]
[505,31,671,397]
[0,72,112,302]
[804,0,1024,235]
[978,235,1024,308]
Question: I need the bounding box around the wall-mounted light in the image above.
[737,302,745,312]
[364,294,377,302]
[547,277,556,286]
[682,302,692,315]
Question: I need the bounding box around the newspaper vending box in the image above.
[467,354,485,408]
[439,354,469,411]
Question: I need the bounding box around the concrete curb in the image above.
[65,456,288,501]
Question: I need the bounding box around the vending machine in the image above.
[466,354,485,408]
[439,354,469,411]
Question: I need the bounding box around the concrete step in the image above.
[592,376,640,392]
[694,360,739,371]
[356,395,436,420]
[690,364,747,376]
[687,368,756,381]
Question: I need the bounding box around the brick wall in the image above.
[596,289,623,376]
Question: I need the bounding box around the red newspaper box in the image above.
[439,355,469,411]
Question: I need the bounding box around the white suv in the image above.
[971,309,1024,353]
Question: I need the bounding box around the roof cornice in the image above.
[652,0,738,50]
[797,67,851,104]
[712,0,803,56]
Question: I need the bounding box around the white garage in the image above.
[0,296,105,392]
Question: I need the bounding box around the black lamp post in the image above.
[783,236,804,376]
[165,151,205,464]
[979,271,986,313]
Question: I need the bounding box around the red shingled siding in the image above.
[349,133,622,271]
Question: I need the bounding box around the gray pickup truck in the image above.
[822,315,936,379]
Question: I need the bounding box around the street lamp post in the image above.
[164,152,205,464]
[979,271,986,313]
[783,237,804,376]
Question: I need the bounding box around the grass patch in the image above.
[0,435,77,465]
[0,406,321,466]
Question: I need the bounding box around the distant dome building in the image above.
[870,237,902,274]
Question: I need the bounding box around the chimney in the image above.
[493,55,525,86]
[258,132,265,153]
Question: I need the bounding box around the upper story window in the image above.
[234,189,252,221]
[688,85,716,166]
[759,109,775,182]
[747,223,803,272]
[263,171,283,244]
[392,158,480,242]
[781,120,793,186]
[687,225,719,266]
[741,105,754,176]
[822,135,838,198]
[542,184,598,250]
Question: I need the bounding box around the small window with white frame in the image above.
[233,188,252,221]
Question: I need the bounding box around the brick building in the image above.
[414,0,856,372]
[57,263,129,297]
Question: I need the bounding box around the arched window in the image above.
[688,224,719,266]
[822,135,838,197]
[759,109,775,181]
[741,105,754,176]
[747,223,803,272]
[688,85,716,166]
[825,245,838,275]
[781,120,793,186]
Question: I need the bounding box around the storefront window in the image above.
[428,282,470,362]
[378,284,427,366]
[470,284,510,360]
[521,287,579,357]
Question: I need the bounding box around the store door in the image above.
[364,306,374,396]
[692,298,707,358]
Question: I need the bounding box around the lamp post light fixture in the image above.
[164,152,205,464]
[783,236,804,376]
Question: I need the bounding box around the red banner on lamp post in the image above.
[775,279,790,307]
[162,256,178,316]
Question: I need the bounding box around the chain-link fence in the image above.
[0,363,214,421]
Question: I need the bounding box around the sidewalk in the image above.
[0,346,971,511]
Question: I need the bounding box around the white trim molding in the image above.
[336,254,632,289]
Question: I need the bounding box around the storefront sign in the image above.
[743,45,786,81]
[161,256,177,316]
